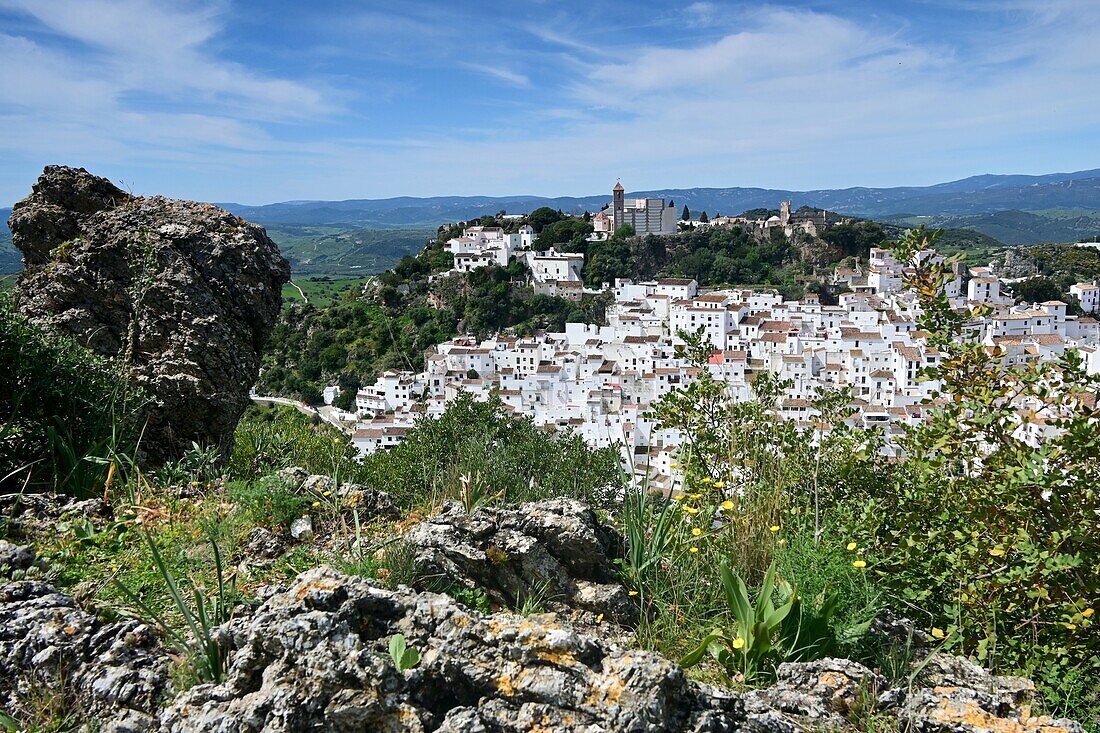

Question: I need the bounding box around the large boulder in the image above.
[403,498,638,626]
[9,165,290,463]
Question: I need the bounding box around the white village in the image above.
[310,185,1100,491]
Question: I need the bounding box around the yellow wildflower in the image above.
[1063,623,1077,631]
[714,481,725,489]
[628,590,638,597]
[689,546,699,554]
[931,627,945,639]
[596,613,604,624]
[769,525,780,533]
[702,477,712,484]
[777,538,786,546]
[846,542,857,551]
[989,548,1004,557]
[312,501,321,508]
[670,462,679,469]
[1083,608,1095,618]
[732,637,745,649]
[673,494,685,502]
[721,500,734,511]
[689,492,702,500]
[691,528,703,536]
[685,506,699,515]
[852,560,867,569]
[322,490,332,497]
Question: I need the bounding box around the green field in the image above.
[265,225,433,275]
[282,275,374,308]
[0,273,17,294]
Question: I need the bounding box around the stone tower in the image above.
[613,181,625,231]
[780,200,792,226]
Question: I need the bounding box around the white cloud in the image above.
[460,62,531,88]
[0,0,332,121]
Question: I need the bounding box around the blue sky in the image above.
[1,0,1098,205]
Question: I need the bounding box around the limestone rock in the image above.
[290,514,314,541]
[245,526,285,561]
[275,466,400,519]
[160,566,740,732]
[0,577,169,732]
[9,165,290,463]
[0,492,109,539]
[0,540,43,581]
[900,655,1085,733]
[0,561,1086,733]
[403,498,638,625]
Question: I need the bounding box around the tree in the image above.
[699,211,709,224]
[681,204,690,221]
[333,388,357,412]
[527,207,566,233]
[612,224,635,239]
[537,219,593,249]
[822,222,885,259]
[1009,276,1063,305]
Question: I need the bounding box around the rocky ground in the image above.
[0,472,1086,733]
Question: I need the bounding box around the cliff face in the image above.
[9,165,290,463]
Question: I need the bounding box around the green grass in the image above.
[0,273,17,294]
[282,275,374,309]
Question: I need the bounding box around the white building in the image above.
[526,249,585,283]
[1070,282,1099,313]
[320,244,1099,471]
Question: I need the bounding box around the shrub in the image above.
[851,228,1100,720]
[354,394,622,509]
[228,475,310,530]
[228,405,357,482]
[0,296,146,497]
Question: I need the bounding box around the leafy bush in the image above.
[850,228,1100,719]
[355,394,622,509]
[228,405,357,481]
[0,296,146,497]
[228,476,311,530]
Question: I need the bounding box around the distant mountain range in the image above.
[4,168,1100,274]
[217,168,1100,229]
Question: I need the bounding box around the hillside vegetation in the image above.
[3,232,1097,728]
[886,209,1100,246]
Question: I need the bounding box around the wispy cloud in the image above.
[460,62,531,88]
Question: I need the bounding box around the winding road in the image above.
[249,393,351,434]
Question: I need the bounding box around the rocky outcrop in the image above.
[403,498,638,626]
[275,466,401,521]
[9,165,290,463]
[0,577,170,732]
[0,557,1084,732]
[161,566,738,732]
[741,657,1085,733]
